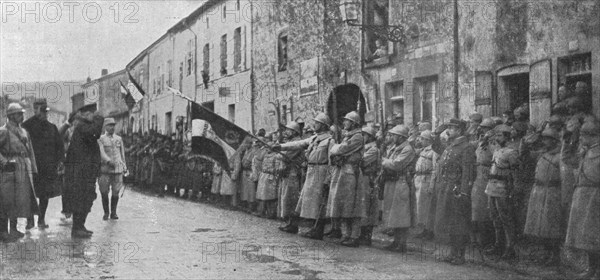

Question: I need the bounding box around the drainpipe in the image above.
[453,0,460,118]
[250,0,255,133]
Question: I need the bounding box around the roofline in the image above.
[125,0,224,70]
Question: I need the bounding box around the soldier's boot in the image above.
[302,219,326,240]
[26,217,35,230]
[38,198,49,229]
[485,222,504,255]
[450,246,467,265]
[341,219,361,248]
[110,196,119,220]
[0,218,16,242]
[9,219,24,238]
[325,219,342,239]
[385,228,407,253]
[358,226,372,246]
[279,217,299,234]
[102,193,110,220]
[500,225,516,260]
[574,253,598,280]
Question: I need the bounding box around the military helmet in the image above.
[480,118,496,129]
[419,130,434,141]
[343,111,361,125]
[285,121,301,134]
[388,125,409,138]
[361,126,377,137]
[580,119,600,136]
[6,103,25,116]
[418,121,432,132]
[495,124,513,135]
[313,113,332,126]
[541,126,560,140]
[469,113,483,123]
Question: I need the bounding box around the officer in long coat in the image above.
[22,99,64,229]
[357,126,380,246]
[63,105,104,238]
[523,125,564,266]
[275,113,333,240]
[562,118,600,279]
[381,125,417,252]
[276,122,304,228]
[484,125,520,260]
[250,138,270,217]
[432,119,476,265]
[414,130,437,240]
[240,138,260,211]
[328,111,365,247]
[0,103,39,242]
[470,118,496,248]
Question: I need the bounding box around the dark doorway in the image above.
[502,73,530,112]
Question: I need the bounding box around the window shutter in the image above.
[529,59,552,127]
[475,71,492,117]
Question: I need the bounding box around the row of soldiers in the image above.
[220,98,599,272]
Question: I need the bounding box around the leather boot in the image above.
[102,193,110,220]
[341,237,360,247]
[110,196,119,219]
[9,219,24,238]
[573,253,598,280]
[302,219,325,240]
[71,214,92,238]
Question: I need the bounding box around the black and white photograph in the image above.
[1,0,599,279]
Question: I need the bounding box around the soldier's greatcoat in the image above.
[327,128,364,218]
[22,116,64,199]
[256,151,284,201]
[240,145,258,203]
[0,122,39,219]
[278,136,304,218]
[381,141,417,229]
[471,142,493,222]
[280,132,333,219]
[524,147,564,239]
[359,141,380,226]
[432,136,476,242]
[414,145,437,228]
[63,114,104,214]
[211,163,222,194]
[563,144,600,251]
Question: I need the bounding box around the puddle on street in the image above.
[191,228,226,233]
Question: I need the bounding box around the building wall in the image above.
[251,0,362,133]
[97,70,129,134]
[127,54,149,134]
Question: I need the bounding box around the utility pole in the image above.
[453,0,460,118]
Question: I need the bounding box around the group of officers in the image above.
[1,99,128,241]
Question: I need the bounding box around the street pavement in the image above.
[1,186,557,279]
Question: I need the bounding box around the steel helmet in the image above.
[541,126,560,140]
[313,113,332,126]
[469,113,483,123]
[388,125,409,138]
[495,124,513,135]
[419,130,434,141]
[343,111,361,125]
[581,119,600,136]
[480,118,495,129]
[285,121,301,134]
[6,103,25,116]
[361,126,377,137]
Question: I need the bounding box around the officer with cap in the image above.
[273,113,334,239]
[275,122,305,231]
[0,103,39,242]
[484,124,520,259]
[357,125,381,246]
[327,111,365,247]
[523,125,564,266]
[431,118,476,265]
[562,117,600,279]
[22,99,64,230]
[467,113,484,142]
[98,118,127,221]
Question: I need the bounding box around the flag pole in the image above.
[170,90,301,169]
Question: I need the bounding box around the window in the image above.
[203,43,210,74]
[221,34,228,76]
[228,104,235,123]
[222,5,227,19]
[385,81,404,121]
[282,104,288,124]
[236,0,240,10]
[167,60,172,87]
[151,114,157,131]
[165,112,172,135]
[364,0,390,63]
[206,17,209,29]
[187,40,194,76]
[234,27,242,72]
[278,32,288,72]
[156,66,161,95]
[558,53,592,113]
[139,69,144,90]
[413,76,437,124]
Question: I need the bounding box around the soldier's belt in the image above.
[4,152,29,157]
[307,162,328,166]
[488,174,509,181]
[415,171,433,176]
[534,179,561,187]
[242,167,252,171]
[477,163,492,167]
[578,183,600,188]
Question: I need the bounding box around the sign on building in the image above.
[300,57,319,97]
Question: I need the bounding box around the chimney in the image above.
[86,77,91,83]
[101,69,108,76]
